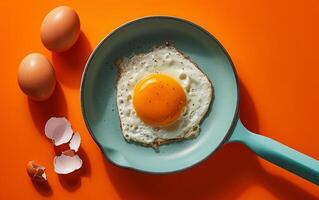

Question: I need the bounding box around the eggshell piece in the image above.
[54,150,82,174]
[45,117,73,146]
[18,53,56,101]
[26,161,47,182]
[69,132,81,152]
[40,6,80,52]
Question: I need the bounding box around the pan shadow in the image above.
[51,31,92,89]
[56,147,91,192]
[104,80,318,199]
[28,82,68,134]
[31,180,53,197]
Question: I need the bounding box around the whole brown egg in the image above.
[40,6,80,52]
[18,53,56,101]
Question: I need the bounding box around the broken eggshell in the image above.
[27,161,47,182]
[69,132,81,152]
[45,117,73,146]
[54,150,82,174]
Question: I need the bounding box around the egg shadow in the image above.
[104,80,318,200]
[31,180,53,197]
[28,82,68,134]
[56,147,91,192]
[51,31,92,89]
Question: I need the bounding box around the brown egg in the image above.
[41,6,80,52]
[18,53,56,101]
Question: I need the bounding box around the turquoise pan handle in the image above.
[229,119,319,185]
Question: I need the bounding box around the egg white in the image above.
[116,44,213,147]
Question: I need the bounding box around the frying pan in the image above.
[80,16,319,185]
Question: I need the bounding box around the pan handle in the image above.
[228,119,319,185]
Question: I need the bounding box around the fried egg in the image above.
[116,43,213,148]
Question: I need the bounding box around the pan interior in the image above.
[81,17,239,173]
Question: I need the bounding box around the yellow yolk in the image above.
[133,74,186,126]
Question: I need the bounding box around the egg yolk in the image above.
[133,74,186,126]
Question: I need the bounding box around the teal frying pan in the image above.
[80,16,319,185]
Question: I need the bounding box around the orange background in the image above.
[1,0,319,199]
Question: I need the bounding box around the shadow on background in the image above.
[104,80,318,200]
[31,181,53,197]
[28,82,68,134]
[52,31,92,89]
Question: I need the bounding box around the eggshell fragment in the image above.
[26,161,47,182]
[54,150,82,174]
[45,117,73,146]
[69,132,81,152]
